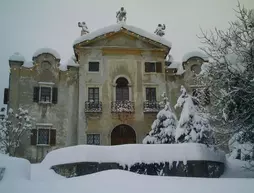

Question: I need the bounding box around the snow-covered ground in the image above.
[1,168,254,193]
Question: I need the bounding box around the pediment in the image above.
[80,31,167,51]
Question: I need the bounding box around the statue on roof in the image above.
[154,24,166,37]
[78,21,89,36]
[116,7,127,23]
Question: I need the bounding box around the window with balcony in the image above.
[85,88,102,112]
[144,87,160,112]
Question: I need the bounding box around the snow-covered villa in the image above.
[4,14,209,161]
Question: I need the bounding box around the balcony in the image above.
[143,101,161,113]
[111,101,135,113]
[85,101,102,113]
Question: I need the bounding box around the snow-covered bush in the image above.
[143,93,177,144]
[174,86,213,145]
[228,132,254,161]
[0,108,33,156]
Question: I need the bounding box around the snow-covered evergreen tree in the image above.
[0,108,33,156]
[143,92,177,144]
[198,4,254,158]
[174,86,213,144]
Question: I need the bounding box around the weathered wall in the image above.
[8,54,79,162]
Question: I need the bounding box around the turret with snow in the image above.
[174,86,213,145]
[143,93,177,144]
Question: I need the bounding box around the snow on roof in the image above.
[182,51,208,62]
[167,61,181,69]
[9,52,25,62]
[176,63,185,75]
[73,23,172,48]
[33,48,61,59]
[41,144,225,168]
[23,61,33,68]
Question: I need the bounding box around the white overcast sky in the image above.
[0,0,253,107]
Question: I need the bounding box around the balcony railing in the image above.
[85,101,102,113]
[143,101,161,113]
[111,101,135,113]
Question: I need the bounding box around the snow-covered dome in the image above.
[33,48,61,60]
[182,51,208,62]
[9,52,25,62]
[73,23,172,48]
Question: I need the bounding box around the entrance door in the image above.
[111,124,136,145]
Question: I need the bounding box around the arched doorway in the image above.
[111,124,136,145]
[116,77,129,101]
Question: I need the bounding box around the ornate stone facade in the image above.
[4,24,208,162]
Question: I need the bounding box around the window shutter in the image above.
[156,62,162,73]
[33,87,40,102]
[31,129,37,145]
[50,129,56,145]
[3,88,9,104]
[52,87,58,104]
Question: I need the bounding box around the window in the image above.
[33,85,58,104]
[87,134,100,145]
[145,62,162,73]
[88,88,99,102]
[146,88,156,101]
[191,64,201,74]
[30,125,56,146]
[88,62,99,72]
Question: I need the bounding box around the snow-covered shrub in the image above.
[228,132,254,161]
[0,108,33,156]
[174,86,213,144]
[143,93,177,144]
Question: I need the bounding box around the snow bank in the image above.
[31,164,65,181]
[0,153,31,182]
[182,51,208,62]
[41,144,225,168]
[9,52,25,62]
[222,158,254,178]
[33,48,61,59]
[1,170,254,193]
[73,23,172,48]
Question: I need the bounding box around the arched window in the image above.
[116,77,129,101]
[191,64,201,74]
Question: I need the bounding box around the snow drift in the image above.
[41,144,225,168]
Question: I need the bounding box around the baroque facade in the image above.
[4,22,208,162]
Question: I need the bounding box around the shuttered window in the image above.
[3,88,9,104]
[33,86,58,104]
[31,126,56,146]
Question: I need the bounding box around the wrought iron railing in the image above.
[143,101,161,113]
[111,101,135,113]
[85,101,102,113]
